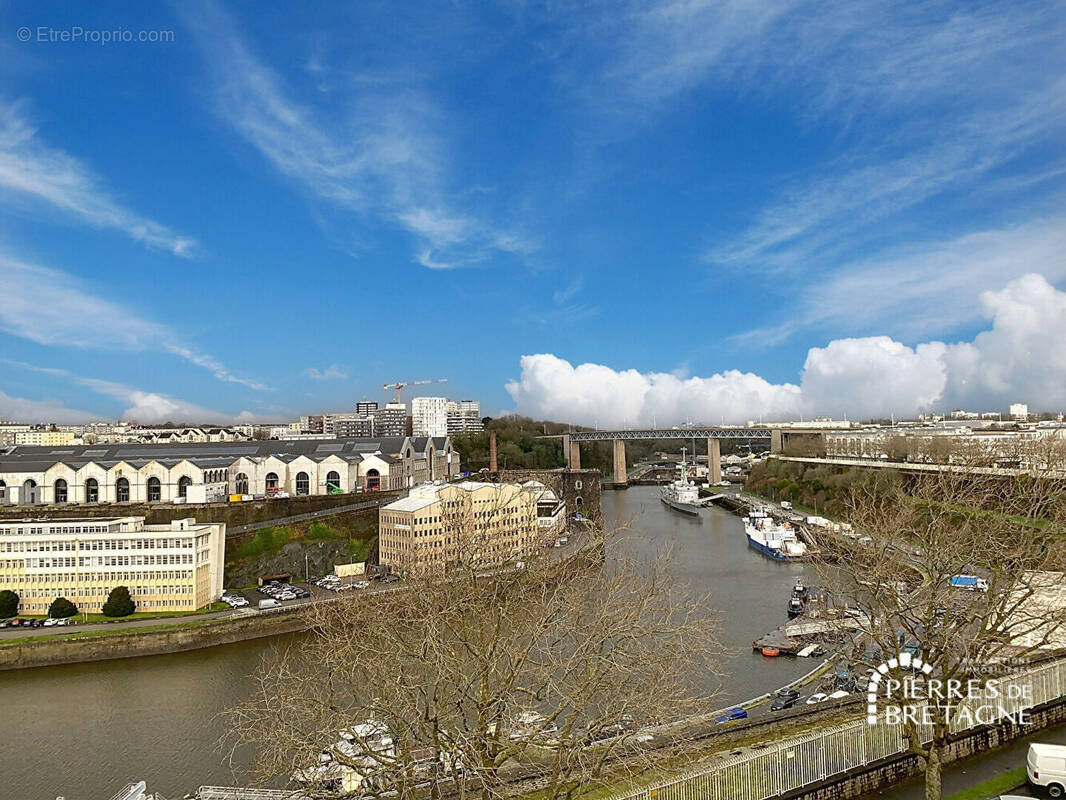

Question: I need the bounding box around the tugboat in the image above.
[660,449,701,516]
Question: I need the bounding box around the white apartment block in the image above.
[412,397,449,437]
[0,516,225,615]
[445,400,483,433]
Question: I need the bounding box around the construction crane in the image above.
[383,379,447,405]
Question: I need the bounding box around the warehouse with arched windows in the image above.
[0,436,460,506]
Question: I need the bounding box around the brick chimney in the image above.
[489,430,498,472]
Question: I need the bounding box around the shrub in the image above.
[307,521,343,540]
[48,596,78,618]
[0,589,18,618]
[102,586,136,617]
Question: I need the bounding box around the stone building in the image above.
[0,436,460,506]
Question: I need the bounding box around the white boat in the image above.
[744,510,808,560]
[661,449,701,516]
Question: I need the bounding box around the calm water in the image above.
[2,486,814,799]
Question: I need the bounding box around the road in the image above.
[871,722,1066,799]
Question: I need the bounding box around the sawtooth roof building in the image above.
[0,436,460,506]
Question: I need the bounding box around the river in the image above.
[2,485,815,799]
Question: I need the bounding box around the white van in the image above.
[1028,743,1066,796]
[258,598,280,610]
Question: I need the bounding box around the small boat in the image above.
[792,578,808,598]
[761,647,781,657]
[787,595,805,617]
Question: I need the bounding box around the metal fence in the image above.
[611,656,1066,800]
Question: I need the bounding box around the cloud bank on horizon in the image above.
[507,273,1064,426]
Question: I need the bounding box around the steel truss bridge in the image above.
[566,428,771,442]
[549,428,773,484]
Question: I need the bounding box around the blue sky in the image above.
[1,1,1064,425]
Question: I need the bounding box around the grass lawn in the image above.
[3,601,230,624]
[943,766,1026,800]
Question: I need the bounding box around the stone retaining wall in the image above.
[0,606,313,671]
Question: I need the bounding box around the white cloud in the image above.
[78,378,264,424]
[0,253,269,391]
[0,390,102,424]
[0,99,197,256]
[303,364,349,381]
[507,273,1066,424]
[181,6,531,269]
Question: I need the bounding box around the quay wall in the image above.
[0,606,313,671]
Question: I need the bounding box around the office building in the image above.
[378,481,542,576]
[0,516,225,615]
[356,401,379,415]
[335,416,374,438]
[1011,403,1030,421]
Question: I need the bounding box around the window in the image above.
[147,477,161,502]
[85,478,99,503]
[177,476,192,498]
[54,479,68,504]
[366,469,381,490]
[116,477,130,503]
[326,470,341,493]
[234,473,249,495]
[295,471,310,495]
[265,472,279,493]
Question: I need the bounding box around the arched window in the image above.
[235,473,249,494]
[575,496,583,507]
[365,468,381,491]
[54,478,68,504]
[295,471,310,495]
[265,472,279,494]
[147,477,161,502]
[326,471,341,494]
[116,477,130,503]
[178,476,192,498]
[85,477,99,503]
[21,479,38,505]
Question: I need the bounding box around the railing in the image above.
[610,656,1066,800]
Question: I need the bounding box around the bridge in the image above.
[550,428,774,486]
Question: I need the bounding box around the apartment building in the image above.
[446,400,483,434]
[378,481,541,575]
[0,516,225,615]
[412,397,449,437]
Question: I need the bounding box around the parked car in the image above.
[776,688,800,700]
[806,693,829,705]
[770,696,797,712]
[828,690,851,700]
[714,707,748,723]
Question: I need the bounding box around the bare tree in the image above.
[815,454,1066,800]
[225,515,718,799]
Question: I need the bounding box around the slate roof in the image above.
[0,436,419,473]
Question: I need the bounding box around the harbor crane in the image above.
[383,379,447,405]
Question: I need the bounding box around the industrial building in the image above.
[0,436,460,506]
[0,516,225,615]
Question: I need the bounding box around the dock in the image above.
[753,611,870,655]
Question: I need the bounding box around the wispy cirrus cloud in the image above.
[1,359,266,424]
[732,216,1066,346]
[303,364,349,381]
[0,99,197,257]
[0,254,270,391]
[180,4,534,269]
